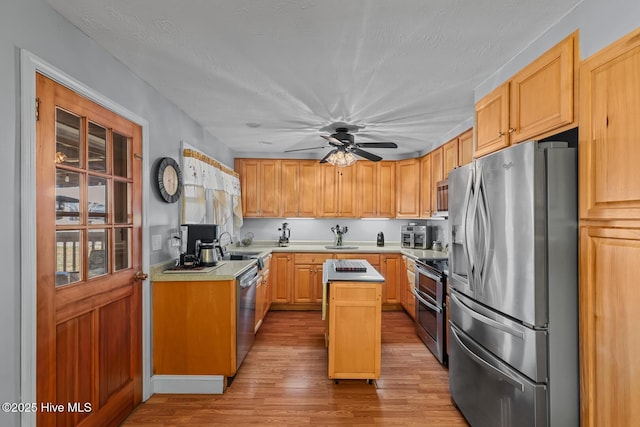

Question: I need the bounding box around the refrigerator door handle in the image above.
[462,168,477,292]
[451,292,525,339]
[450,326,525,392]
[475,170,492,294]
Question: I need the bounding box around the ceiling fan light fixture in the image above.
[326,147,357,167]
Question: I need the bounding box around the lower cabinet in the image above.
[402,256,416,319]
[380,254,401,305]
[255,254,271,332]
[271,253,293,304]
[293,253,334,304]
[326,281,382,380]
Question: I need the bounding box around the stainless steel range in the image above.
[414,258,448,365]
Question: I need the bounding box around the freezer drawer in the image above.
[450,290,548,383]
[449,324,548,427]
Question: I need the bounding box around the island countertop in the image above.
[322,259,385,284]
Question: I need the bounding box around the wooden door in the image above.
[298,160,318,217]
[236,159,260,217]
[280,160,299,217]
[357,162,377,217]
[318,164,338,216]
[36,74,143,426]
[381,254,401,304]
[271,253,292,303]
[457,129,474,166]
[377,162,396,218]
[293,264,314,303]
[442,138,459,179]
[475,82,509,158]
[509,32,577,144]
[337,165,357,217]
[258,160,281,217]
[396,158,420,218]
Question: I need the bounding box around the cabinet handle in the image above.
[508,127,516,133]
[498,131,505,137]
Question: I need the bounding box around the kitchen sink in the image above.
[324,245,359,250]
[222,251,262,260]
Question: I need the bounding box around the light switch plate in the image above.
[152,234,162,251]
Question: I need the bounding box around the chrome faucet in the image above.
[331,224,348,246]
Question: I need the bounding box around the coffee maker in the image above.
[180,224,219,267]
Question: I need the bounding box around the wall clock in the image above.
[156,157,183,203]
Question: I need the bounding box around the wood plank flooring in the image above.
[123,310,468,426]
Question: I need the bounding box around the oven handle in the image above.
[451,293,524,339]
[415,265,443,284]
[450,326,524,392]
[413,288,442,313]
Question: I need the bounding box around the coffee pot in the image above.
[197,241,218,266]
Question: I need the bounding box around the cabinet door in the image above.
[377,161,396,217]
[442,138,459,180]
[236,159,281,217]
[259,160,281,217]
[318,164,338,216]
[510,32,576,144]
[579,29,640,220]
[419,154,432,218]
[458,129,474,166]
[357,162,377,217]
[271,253,292,303]
[280,160,299,217]
[430,147,443,214]
[381,254,401,304]
[236,159,260,217]
[338,165,357,217]
[396,158,420,218]
[298,160,318,217]
[475,82,510,158]
[580,226,640,427]
[293,265,314,303]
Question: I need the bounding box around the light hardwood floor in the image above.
[123,310,468,426]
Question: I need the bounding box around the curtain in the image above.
[181,143,243,238]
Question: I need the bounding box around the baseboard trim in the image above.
[151,375,225,394]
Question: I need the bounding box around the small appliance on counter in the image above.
[401,224,432,249]
[377,232,384,247]
[179,223,219,267]
[278,222,291,247]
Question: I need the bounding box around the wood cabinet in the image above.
[356,161,396,218]
[326,281,382,380]
[318,164,357,217]
[153,279,236,376]
[236,159,281,217]
[281,160,318,217]
[579,226,640,426]
[474,32,578,159]
[419,154,432,218]
[293,253,333,303]
[396,158,421,218]
[430,147,444,214]
[380,254,401,304]
[402,256,416,319]
[509,31,577,144]
[578,27,640,427]
[458,128,474,166]
[475,82,510,158]
[442,138,459,180]
[270,252,293,304]
[255,254,271,332]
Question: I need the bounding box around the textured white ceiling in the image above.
[45,0,581,159]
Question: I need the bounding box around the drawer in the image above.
[334,253,380,266]
[294,252,333,264]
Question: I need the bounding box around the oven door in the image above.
[414,264,446,364]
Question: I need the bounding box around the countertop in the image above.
[150,241,448,282]
[322,259,385,283]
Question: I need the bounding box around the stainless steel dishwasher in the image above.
[235,264,259,374]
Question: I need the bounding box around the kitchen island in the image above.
[322,259,385,381]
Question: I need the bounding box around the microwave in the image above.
[401,225,431,249]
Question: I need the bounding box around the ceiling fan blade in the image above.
[320,135,344,146]
[355,142,398,148]
[284,146,327,153]
[350,148,383,162]
[319,149,337,164]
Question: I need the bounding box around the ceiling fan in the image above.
[285,127,398,165]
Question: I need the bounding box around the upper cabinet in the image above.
[419,153,432,218]
[318,164,357,217]
[458,129,474,166]
[396,158,421,218]
[430,147,443,214]
[235,159,281,217]
[579,28,640,221]
[475,31,579,158]
[442,137,459,179]
[356,161,396,218]
[281,160,318,217]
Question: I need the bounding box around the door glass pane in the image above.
[56,170,81,225]
[55,109,82,167]
[113,133,129,178]
[88,176,108,224]
[114,227,131,271]
[88,122,107,172]
[88,229,108,278]
[56,230,82,286]
[113,181,130,224]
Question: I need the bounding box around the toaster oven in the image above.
[401,225,430,249]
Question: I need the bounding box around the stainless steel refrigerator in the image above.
[447,140,578,427]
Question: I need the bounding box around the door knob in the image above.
[134,271,148,281]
